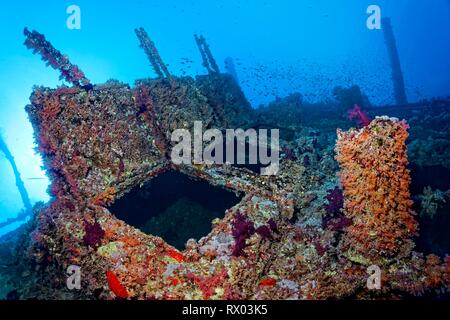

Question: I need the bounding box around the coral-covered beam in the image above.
[0,133,33,229]
[0,210,30,229]
[135,27,172,80]
[23,28,91,87]
[0,133,32,213]
[194,34,220,74]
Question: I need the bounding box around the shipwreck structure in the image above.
[0,28,448,300]
[0,134,32,229]
[382,17,408,105]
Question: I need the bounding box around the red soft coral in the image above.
[348,104,371,127]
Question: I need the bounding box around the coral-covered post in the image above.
[134,27,172,81]
[23,28,91,87]
[382,18,408,105]
[336,117,418,264]
[194,34,220,74]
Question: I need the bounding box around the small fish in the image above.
[106,271,129,299]
[259,278,277,287]
[166,248,185,262]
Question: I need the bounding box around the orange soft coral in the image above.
[336,117,418,263]
[424,254,444,287]
[92,187,116,206]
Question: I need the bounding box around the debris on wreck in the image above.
[1,28,448,301]
[332,84,371,112]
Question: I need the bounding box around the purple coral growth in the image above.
[325,216,352,231]
[322,187,352,231]
[83,220,105,248]
[255,225,272,239]
[302,154,310,167]
[231,212,255,257]
[23,28,90,87]
[231,213,279,256]
[324,187,344,216]
[314,240,326,256]
[282,147,297,161]
[267,218,278,234]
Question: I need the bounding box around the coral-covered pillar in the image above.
[335,117,417,264]
[382,17,408,105]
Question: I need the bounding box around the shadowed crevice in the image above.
[108,171,243,250]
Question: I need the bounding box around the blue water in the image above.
[0,0,449,235]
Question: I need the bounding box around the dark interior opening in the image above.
[409,163,450,257]
[409,163,450,195]
[108,171,243,250]
[414,201,450,257]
